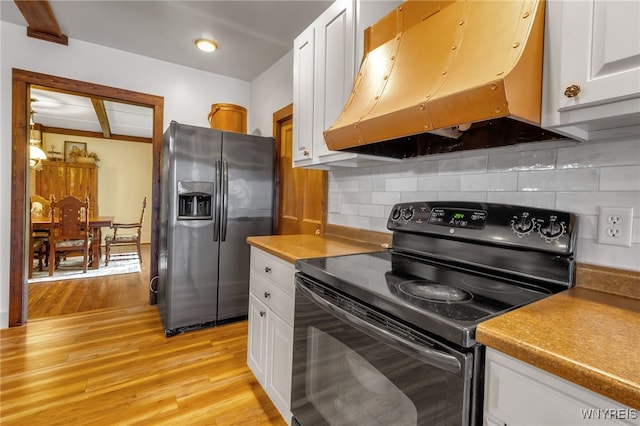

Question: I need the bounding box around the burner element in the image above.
[397,281,473,303]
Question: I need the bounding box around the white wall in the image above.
[249,50,294,137]
[1,21,252,328]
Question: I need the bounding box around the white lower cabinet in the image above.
[484,348,640,426]
[247,247,295,424]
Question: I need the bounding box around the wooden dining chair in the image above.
[105,197,147,265]
[29,195,52,278]
[48,195,91,276]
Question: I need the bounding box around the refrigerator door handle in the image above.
[214,159,221,241]
[221,160,229,241]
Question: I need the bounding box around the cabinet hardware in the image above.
[264,266,271,273]
[264,292,271,298]
[563,84,581,98]
[260,311,266,317]
[303,150,309,157]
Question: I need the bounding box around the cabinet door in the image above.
[266,311,294,422]
[293,23,316,166]
[543,0,640,140]
[247,293,269,387]
[557,0,640,109]
[313,0,355,161]
[35,161,66,200]
[66,163,98,214]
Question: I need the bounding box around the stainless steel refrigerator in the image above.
[158,121,275,336]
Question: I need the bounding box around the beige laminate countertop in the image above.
[477,286,640,409]
[246,234,385,264]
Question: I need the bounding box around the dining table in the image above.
[30,215,115,277]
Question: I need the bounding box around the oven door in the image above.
[291,274,476,426]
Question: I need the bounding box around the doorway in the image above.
[9,68,164,326]
[272,104,327,235]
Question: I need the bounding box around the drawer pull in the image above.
[260,311,266,317]
[264,292,271,298]
[264,266,271,273]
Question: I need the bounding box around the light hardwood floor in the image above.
[28,245,152,320]
[4,246,287,425]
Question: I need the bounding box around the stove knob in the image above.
[402,207,415,221]
[390,207,402,221]
[539,219,565,240]
[511,214,535,235]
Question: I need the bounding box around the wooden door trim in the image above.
[272,104,293,235]
[9,68,164,326]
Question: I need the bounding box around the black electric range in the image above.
[295,201,579,348]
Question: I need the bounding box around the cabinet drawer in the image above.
[250,247,295,296]
[250,273,294,325]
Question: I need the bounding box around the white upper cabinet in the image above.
[293,0,402,168]
[293,24,316,165]
[542,0,640,141]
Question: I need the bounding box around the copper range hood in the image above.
[324,0,560,159]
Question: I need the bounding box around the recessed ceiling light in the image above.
[195,38,218,53]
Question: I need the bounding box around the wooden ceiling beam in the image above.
[14,0,68,45]
[41,125,152,144]
[91,98,112,139]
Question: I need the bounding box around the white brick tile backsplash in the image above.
[518,169,599,192]
[358,204,386,218]
[555,191,640,214]
[488,150,556,172]
[487,192,556,209]
[403,191,439,202]
[341,192,372,205]
[439,155,487,175]
[372,192,401,205]
[326,136,640,271]
[600,166,640,191]
[417,175,460,191]
[438,192,487,202]
[386,177,418,192]
[340,203,359,216]
[461,172,517,191]
[347,215,371,229]
[557,139,640,169]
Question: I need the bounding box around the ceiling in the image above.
[3,0,332,138]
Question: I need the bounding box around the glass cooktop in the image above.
[295,251,554,348]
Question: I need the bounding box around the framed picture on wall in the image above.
[64,141,87,162]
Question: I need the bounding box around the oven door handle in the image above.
[297,283,462,375]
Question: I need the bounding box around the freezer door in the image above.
[218,132,275,321]
[163,122,223,331]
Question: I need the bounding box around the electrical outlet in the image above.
[597,207,634,247]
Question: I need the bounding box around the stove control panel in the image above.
[388,201,578,255]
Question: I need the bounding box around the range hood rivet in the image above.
[419,104,425,110]
[391,56,396,60]
[512,42,521,48]
[495,107,502,113]
[496,71,504,76]
[451,45,457,51]
[522,11,530,18]
[459,20,464,25]
[442,70,448,75]
[490,83,498,90]
[375,96,380,100]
